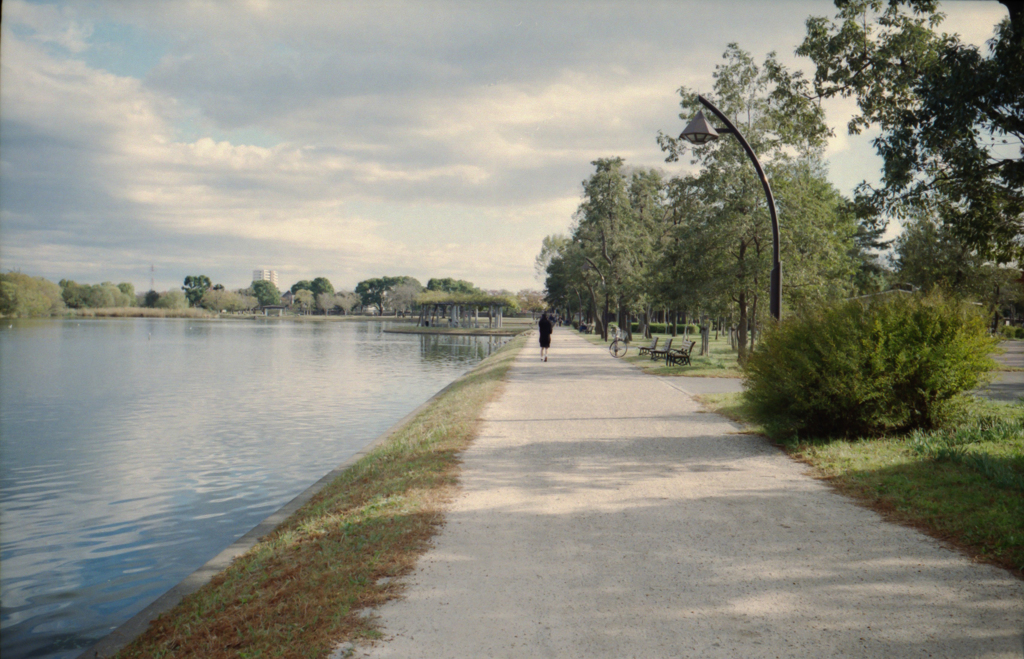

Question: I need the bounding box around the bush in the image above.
[155,290,188,310]
[744,293,998,439]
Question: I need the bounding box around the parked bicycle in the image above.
[609,328,629,358]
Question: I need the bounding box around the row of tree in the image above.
[1,270,547,318]
[541,0,1023,364]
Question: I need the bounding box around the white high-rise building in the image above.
[252,269,279,287]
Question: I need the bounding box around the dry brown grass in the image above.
[113,333,527,659]
[71,307,214,318]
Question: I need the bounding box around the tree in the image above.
[200,288,245,312]
[356,277,397,315]
[517,289,547,313]
[144,290,161,307]
[294,289,315,314]
[356,276,421,314]
[59,280,90,308]
[117,282,136,305]
[155,290,188,310]
[316,292,335,315]
[571,157,645,340]
[797,0,1023,263]
[310,277,334,299]
[657,45,853,362]
[389,281,423,314]
[534,235,569,280]
[290,280,313,295]
[251,279,281,307]
[0,273,65,317]
[894,210,1020,328]
[426,278,480,294]
[332,291,362,315]
[182,275,212,307]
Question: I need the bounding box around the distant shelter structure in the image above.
[415,291,519,329]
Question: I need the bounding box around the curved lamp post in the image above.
[681,95,781,320]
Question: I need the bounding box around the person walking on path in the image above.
[538,312,553,362]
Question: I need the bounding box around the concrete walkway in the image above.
[350,328,1023,658]
[981,341,1024,403]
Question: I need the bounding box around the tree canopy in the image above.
[182,275,211,307]
[355,276,421,314]
[797,0,1023,263]
[426,278,481,294]
[542,45,863,357]
[251,279,281,307]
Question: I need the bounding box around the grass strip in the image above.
[114,333,528,659]
[696,392,1024,577]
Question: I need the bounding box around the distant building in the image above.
[252,269,279,287]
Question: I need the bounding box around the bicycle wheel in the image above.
[610,340,628,358]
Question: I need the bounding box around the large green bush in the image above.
[744,294,997,438]
[0,273,65,317]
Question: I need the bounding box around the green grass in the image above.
[698,392,1024,576]
[583,329,743,377]
[114,334,528,659]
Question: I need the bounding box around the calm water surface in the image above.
[0,318,503,659]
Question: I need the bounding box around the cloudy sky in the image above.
[0,1,1008,293]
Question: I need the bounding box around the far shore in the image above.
[383,326,526,336]
[41,308,423,321]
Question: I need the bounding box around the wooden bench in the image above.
[666,340,697,366]
[637,337,659,356]
[649,337,674,361]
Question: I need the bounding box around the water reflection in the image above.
[0,319,493,659]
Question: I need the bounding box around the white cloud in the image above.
[0,1,1010,292]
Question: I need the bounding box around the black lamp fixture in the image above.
[681,95,782,321]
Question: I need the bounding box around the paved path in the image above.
[349,329,1023,658]
[980,342,1024,403]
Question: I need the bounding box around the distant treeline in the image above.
[0,273,249,317]
[0,272,547,318]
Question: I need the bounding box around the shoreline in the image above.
[383,326,523,337]
[79,335,526,659]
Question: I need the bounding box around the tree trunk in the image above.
[737,291,749,365]
[603,291,611,341]
[585,281,604,338]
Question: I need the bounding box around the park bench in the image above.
[665,340,697,366]
[637,337,659,356]
[649,337,674,361]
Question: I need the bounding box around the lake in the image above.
[0,317,503,659]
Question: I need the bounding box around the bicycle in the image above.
[609,328,629,358]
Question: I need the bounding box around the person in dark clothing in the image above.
[538,313,553,362]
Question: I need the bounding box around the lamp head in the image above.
[680,110,719,145]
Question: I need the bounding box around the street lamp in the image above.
[681,95,782,320]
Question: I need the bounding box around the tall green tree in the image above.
[251,279,281,307]
[356,276,421,315]
[572,157,644,339]
[310,277,334,298]
[657,45,853,363]
[426,278,479,294]
[534,235,569,280]
[290,280,313,295]
[182,275,211,307]
[894,209,1020,324]
[797,0,1023,263]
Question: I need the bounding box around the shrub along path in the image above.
[348,328,1022,658]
